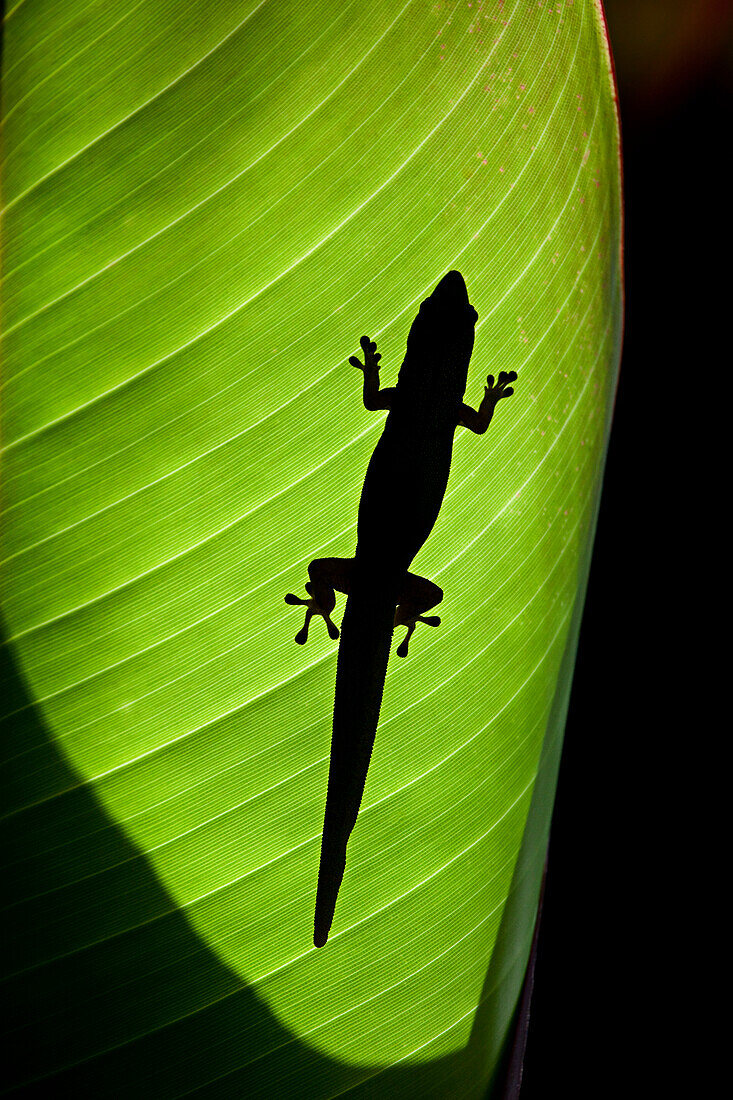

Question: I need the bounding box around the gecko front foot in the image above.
[284,583,340,645]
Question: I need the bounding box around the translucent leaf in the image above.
[1,1,622,1094]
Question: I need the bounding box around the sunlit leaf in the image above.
[1,1,622,1094]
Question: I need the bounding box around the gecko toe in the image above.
[418,615,441,627]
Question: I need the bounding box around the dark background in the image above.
[521,2,730,1095]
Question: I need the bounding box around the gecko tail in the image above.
[312,580,397,948]
[313,836,347,947]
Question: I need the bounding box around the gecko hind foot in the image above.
[285,591,339,645]
[395,615,441,658]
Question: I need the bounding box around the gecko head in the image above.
[410,271,478,348]
[429,270,476,319]
[402,271,478,399]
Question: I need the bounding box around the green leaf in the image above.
[1,1,622,1094]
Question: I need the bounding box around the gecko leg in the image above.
[394,573,443,658]
[284,558,354,644]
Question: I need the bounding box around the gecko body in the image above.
[284,271,516,947]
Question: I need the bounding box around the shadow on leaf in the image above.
[1,609,569,1097]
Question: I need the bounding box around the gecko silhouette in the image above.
[284,270,517,947]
